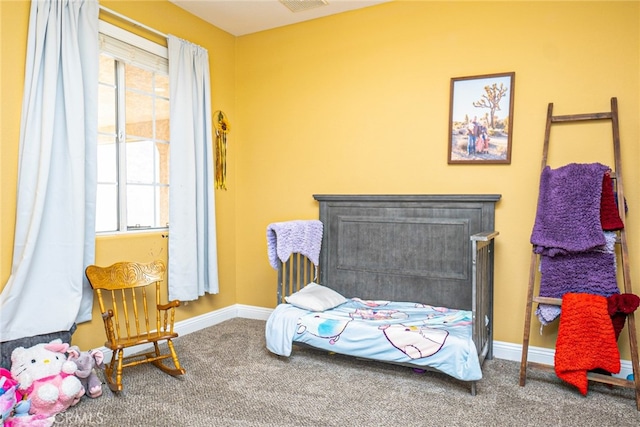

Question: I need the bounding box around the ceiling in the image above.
[169,0,391,36]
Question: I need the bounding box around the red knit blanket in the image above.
[600,171,624,231]
[555,293,620,395]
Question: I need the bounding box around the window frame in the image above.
[97,20,170,235]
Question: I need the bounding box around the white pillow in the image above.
[285,282,347,312]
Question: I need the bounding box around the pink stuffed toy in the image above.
[10,339,85,418]
[0,368,23,401]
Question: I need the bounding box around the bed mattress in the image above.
[266,298,482,381]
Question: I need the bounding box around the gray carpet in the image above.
[55,318,640,426]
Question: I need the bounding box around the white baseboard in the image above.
[493,339,633,379]
[98,304,634,379]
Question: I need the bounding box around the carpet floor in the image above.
[54,318,640,426]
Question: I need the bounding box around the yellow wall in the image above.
[233,1,640,355]
[1,1,639,358]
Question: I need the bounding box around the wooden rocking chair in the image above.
[85,260,185,392]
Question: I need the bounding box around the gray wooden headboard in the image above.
[313,194,501,310]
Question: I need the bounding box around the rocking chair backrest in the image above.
[86,260,167,347]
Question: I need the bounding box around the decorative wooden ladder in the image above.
[518,97,640,410]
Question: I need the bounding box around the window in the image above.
[97,21,169,233]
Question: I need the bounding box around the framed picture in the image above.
[448,72,515,164]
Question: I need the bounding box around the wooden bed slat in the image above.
[277,253,318,305]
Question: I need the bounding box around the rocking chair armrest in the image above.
[158,301,179,333]
[158,300,181,311]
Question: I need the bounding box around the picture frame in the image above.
[448,72,515,164]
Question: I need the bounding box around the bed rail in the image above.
[471,231,499,364]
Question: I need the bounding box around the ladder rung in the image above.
[551,112,613,122]
[532,296,562,305]
[525,361,636,389]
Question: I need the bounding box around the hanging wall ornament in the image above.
[213,110,230,190]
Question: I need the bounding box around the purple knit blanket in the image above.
[266,220,323,270]
[539,251,619,298]
[536,231,620,324]
[530,163,609,256]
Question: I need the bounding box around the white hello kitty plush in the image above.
[10,339,85,418]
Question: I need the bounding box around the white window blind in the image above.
[98,20,168,73]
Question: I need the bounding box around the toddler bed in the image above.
[265,194,500,395]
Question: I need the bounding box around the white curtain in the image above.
[0,0,98,341]
[167,35,219,301]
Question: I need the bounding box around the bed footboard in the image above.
[471,231,499,364]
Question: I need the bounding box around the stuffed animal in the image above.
[10,339,84,418]
[0,368,23,401]
[66,346,104,398]
[0,369,38,426]
[1,384,20,423]
[0,384,37,423]
[0,380,54,427]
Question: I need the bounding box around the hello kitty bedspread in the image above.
[265,298,482,381]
